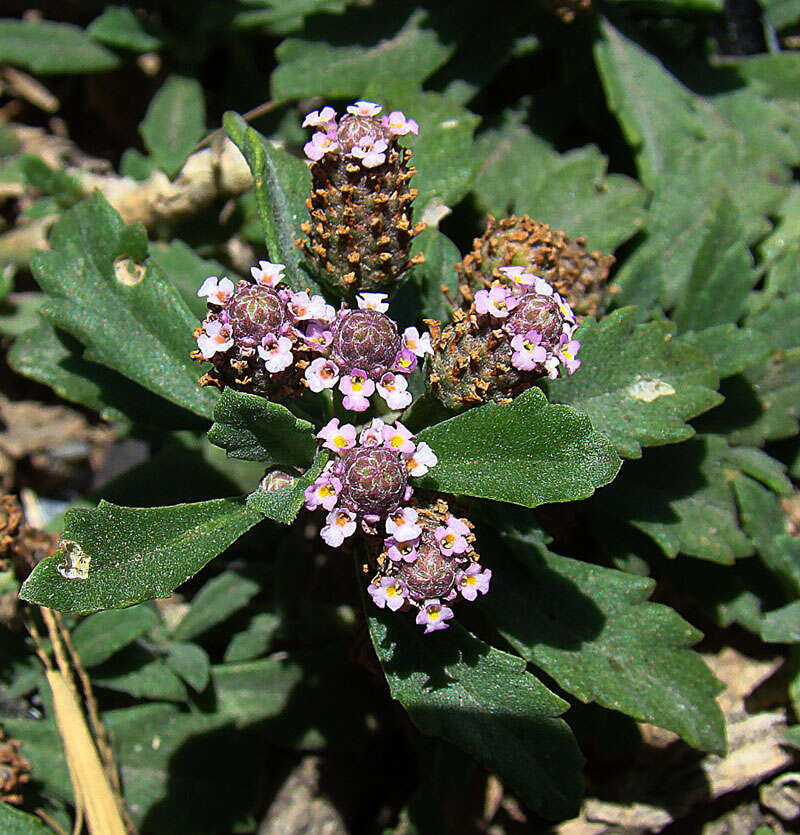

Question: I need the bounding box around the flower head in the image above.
[350,136,388,168]
[385,536,419,563]
[197,276,234,306]
[317,418,356,454]
[392,347,418,374]
[257,335,293,373]
[402,327,433,358]
[368,576,408,611]
[434,516,470,556]
[289,291,331,322]
[377,372,412,410]
[382,421,416,455]
[458,564,492,601]
[302,106,337,129]
[339,370,376,412]
[356,293,389,313]
[383,110,419,136]
[359,418,385,448]
[556,334,582,375]
[320,508,357,547]
[510,331,547,372]
[304,357,340,392]
[498,266,534,289]
[250,261,285,288]
[474,285,518,318]
[386,506,422,542]
[197,319,234,359]
[302,322,333,349]
[347,100,382,117]
[303,474,342,511]
[415,601,454,634]
[403,442,437,477]
[304,131,339,162]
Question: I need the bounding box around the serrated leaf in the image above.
[93,646,188,702]
[224,613,280,662]
[247,448,328,523]
[595,435,753,563]
[473,109,645,253]
[485,534,726,753]
[87,5,162,52]
[270,13,452,100]
[172,570,260,641]
[140,75,206,178]
[165,642,210,692]
[367,611,583,821]
[20,498,263,614]
[223,111,315,291]
[546,308,722,459]
[208,389,316,466]
[678,324,760,379]
[417,388,620,507]
[32,193,218,421]
[0,19,120,74]
[72,603,160,667]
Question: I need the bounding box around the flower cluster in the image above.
[304,418,437,547]
[191,261,337,398]
[367,498,491,634]
[304,292,432,412]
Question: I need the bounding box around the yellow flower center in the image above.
[428,607,440,620]
[333,435,348,448]
[390,435,403,448]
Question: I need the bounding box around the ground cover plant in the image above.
[0,1,799,832]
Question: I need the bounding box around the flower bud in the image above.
[298,101,426,296]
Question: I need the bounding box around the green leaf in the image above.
[0,19,120,74]
[87,5,162,52]
[367,612,583,821]
[678,324,760,379]
[247,448,328,523]
[417,388,620,507]
[165,642,210,692]
[485,534,726,753]
[472,108,646,253]
[208,389,316,466]
[19,155,83,208]
[32,193,218,421]
[595,435,753,564]
[232,0,349,35]
[140,75,205,178]
[408,229,461,323]
[0,802,54,833]
[724,448,792,496]
[19,497,263,614]
[224,613,280,662]
[223,112,314,291]
[72,603,159,667]
[93,647,188,702]
[172,571,260,641]
[762,601,800,643]
[270,13,452,101]
[546,308,722,459]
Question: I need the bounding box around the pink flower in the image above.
[434,517,469,556]
[356,292,389,313]
[302,322,333,349]
[457,564,492,601]
[350,137,388,168]
[382,422,416,455]
[556,335,581,375]
[377,372,412,410]
[303,475,342,511]
[302,106,337,129]
[304,131,338,161]
[197,276,234,306]
[510,331,547,372]
[249,260,285,287]
[197,320,233,359]
[289,291,329,321]
[383,110,419,136]
[368,576,408,611]
[347,100,382,117]
[403,442,437,477]
[498,266,534,289]
[317,418,356,453]
[474,286,518,318]
[385,536,419,563]
[415,601,454,633]
[320,508,356,547]
[402,327,433,357]
[392,347,418,374]
[555,293,577,325]
[534,277,555,297]
[339,370,375,412]
[386,506,422,542]
[305,357,340,392]
[359,418,385,447]
[257,335,293,373]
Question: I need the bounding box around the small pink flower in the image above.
[347,100,382,117]
[317,418,356,453]
[197,320,234,359]
[416,601,454,633]
[368,576,408,611]
[289,291,329,321]
[302,106,337,128]
[302,322,333,349]
[434,518,469,556]
[385,536,419,563]
[340,370,375,412]
[382,421,416,455]
[402,327,433,357]
[555,293,577,325]
[305,357,340,392]
[249,260,285,287]
[544,355,561,380]
[403,442,437,477]
[350,137,388,168]
[383,110,419,136]
[197,276,234,306]
[377,372,412,410]
[457,564,492,601]
[510,331,547,372]
[498,266,534,289]
[392,347,418,374]
[257,335,293,373]
[304,131,339,161]
[320,508,356,547]
[556,335,581,375]
[534,277,555,297]
[386,507,422,542]
[474,286,518,318]
[303,475,342,511]
[356,292,389,313]
[359,418,385,447]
